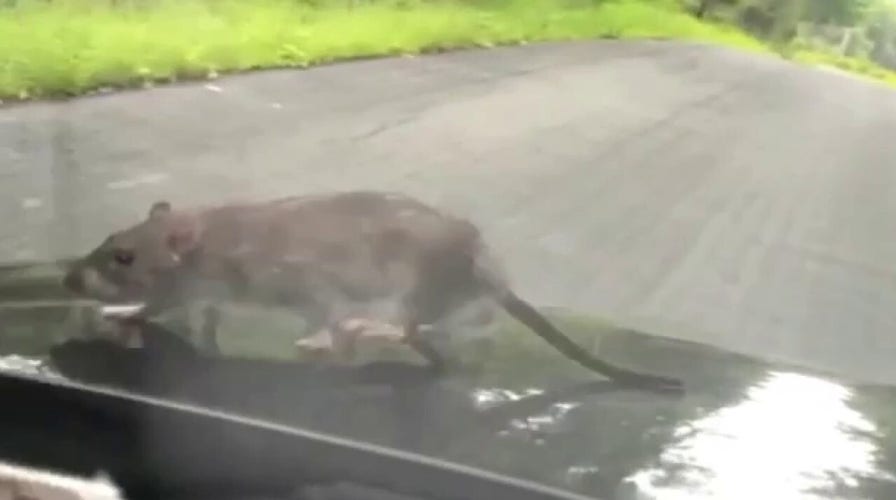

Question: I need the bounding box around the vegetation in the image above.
[689,0,896,84]
[0,0,761,101]
[1,0,896,100]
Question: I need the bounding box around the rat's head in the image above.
[63,201,202,303]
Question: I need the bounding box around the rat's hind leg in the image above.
[294,308,397,364]
[394,290,478,373]
[295,315,416,364]
[399,320,447,372]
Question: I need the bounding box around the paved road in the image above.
[2,40,896,384]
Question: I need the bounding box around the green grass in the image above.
[0,0,767,101]
[4,0,896,101]
[790,48,896,88]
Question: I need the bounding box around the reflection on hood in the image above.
[627,371,895,500]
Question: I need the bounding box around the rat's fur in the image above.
[63,191,682,392]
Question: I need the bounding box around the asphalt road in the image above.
[2,40,896,384]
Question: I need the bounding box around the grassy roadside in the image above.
[789,48,896,87]
[3,0,896,102]
[0,0,766,101]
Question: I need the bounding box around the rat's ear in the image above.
[164,215,202,259]
[148,201,172,220]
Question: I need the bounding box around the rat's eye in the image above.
[112,249,135,266]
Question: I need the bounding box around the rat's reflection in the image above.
[43,318,645,452]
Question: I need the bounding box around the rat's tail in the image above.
[498,291,681,391]
[471,247,681,392]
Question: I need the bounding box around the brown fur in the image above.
[63,190,682,392]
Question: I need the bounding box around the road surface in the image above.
[2,40,895,384]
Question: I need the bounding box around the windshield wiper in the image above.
[0,369,601,500]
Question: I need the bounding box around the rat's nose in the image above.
[63,270,83,293]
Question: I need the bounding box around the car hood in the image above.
[1,272,895,500]
[443,314,896,500]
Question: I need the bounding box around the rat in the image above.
[61,190,683,392]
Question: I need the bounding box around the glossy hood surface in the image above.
[1,289,894,500]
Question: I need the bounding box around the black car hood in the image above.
[1,302,895,500]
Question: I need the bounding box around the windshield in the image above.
[3,1,896,499]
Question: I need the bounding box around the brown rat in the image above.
[62,190,682,392]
